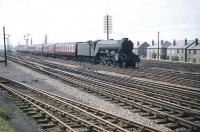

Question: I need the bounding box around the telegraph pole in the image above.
[104,15,112,40]
[106,15,109,40]
[3,26,7,66]
[158,31,160,60]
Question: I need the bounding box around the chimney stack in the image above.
[161,40,163,45]
[173,39,176,46]
[137,41,139,46]
[152,40,154,46]
[195,38,198,45]
[185,38,187,46]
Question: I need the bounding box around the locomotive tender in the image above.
[16,38,140,68]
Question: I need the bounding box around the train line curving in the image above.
[0,75,161,132]
[13,52,200,88]
[3,54,200,131]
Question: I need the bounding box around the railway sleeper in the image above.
[154,107,165,111]
[32,114,45,120]
[41,123,55,129]
[139,112,152,117]
[161,110,177,115]
[23,108,37,112]
[117,102,126,106]
[94,111,104,117]
[124,105,133,109]
[170,113,184,117]
[165,123,179,130]
[154,118,168,124]
[193,120,200,124]
[73,127,90,132]
[60,118,73,123]
[0,81,11,84]
[148,116,161,120]
[121,124,135,129]
[104,97,113,101]
[182,117,196,122]
[69,124,82,128]
[69,124,84,129]
[109,119,121,124]
[37,119,50,124]
[175,127,193,132]
[27,111,38,116]
[19,105,29,109]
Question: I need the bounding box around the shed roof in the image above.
[134,41,150,48]
[168,40,194,49]
[147,41,172,49]
[188,43,200,50]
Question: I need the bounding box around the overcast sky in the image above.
[0,0,200,46]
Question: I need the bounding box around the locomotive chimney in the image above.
[185,38,187,46]
[152,40,154,46]
[195,38,198,45]
[173,39,176,46]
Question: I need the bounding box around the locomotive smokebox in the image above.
[119,38,133,53]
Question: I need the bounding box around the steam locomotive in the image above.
[16,38,140,68]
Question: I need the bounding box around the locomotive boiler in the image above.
[77,38,140,68]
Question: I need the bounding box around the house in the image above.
[187,38,200,63]
[133,41,150,58]
[167,39,194,62]
[147,40,172,59]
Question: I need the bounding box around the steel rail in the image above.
[9,58,200,131]
[0,75,162,132]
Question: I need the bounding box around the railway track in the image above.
[0,75,161,132]
[86,65,200,88]
[14,52,200,88]
[76,68,200,110]
[131,67,200,88]
[140,59,200,73]
[18,55,200,110]
[5,54,200,131]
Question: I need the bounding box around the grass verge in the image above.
[0,107,14,132]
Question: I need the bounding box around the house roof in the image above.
[188,43,200,50]
[147,41,172,49]
[168,40,194,49]
[134,41,150,48]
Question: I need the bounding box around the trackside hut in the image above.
[187,38,200,63]
[133,41,150,58]
[147,40,172,59]
[167,39,194,62]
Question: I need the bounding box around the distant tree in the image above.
[152,53,157,59]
